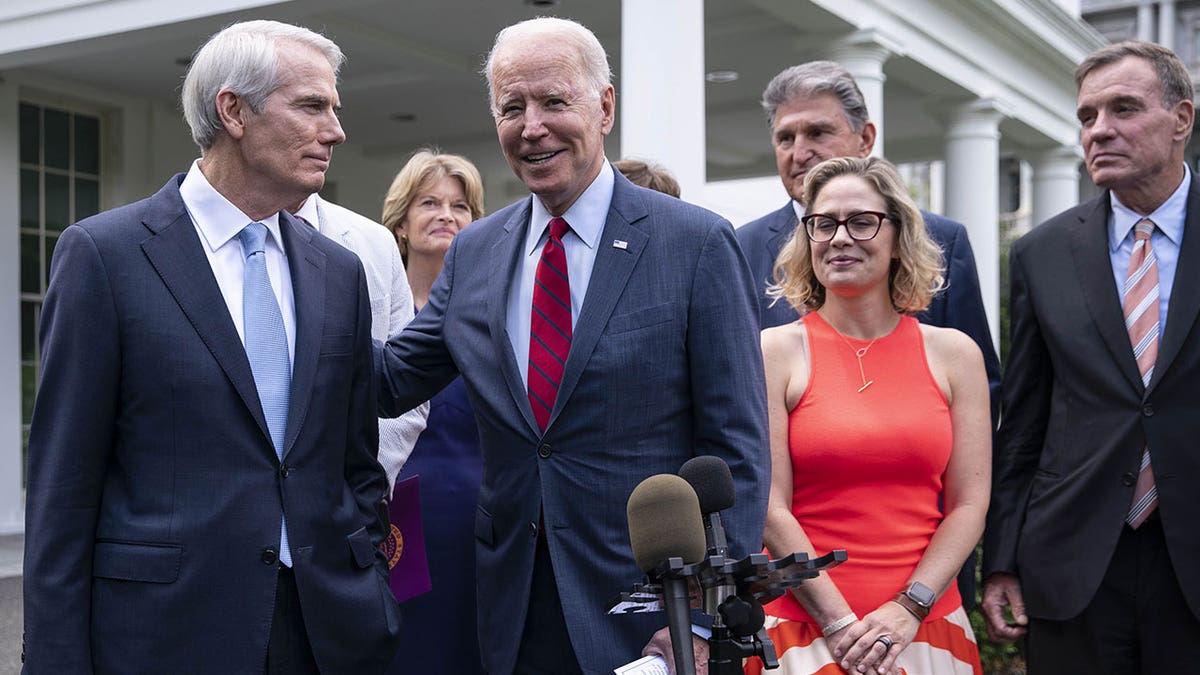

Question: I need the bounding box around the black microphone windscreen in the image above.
[679,455,735,514]
[626,474,706,573]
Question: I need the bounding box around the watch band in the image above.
[891,592,930,621]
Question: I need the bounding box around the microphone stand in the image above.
[607,550,848,673]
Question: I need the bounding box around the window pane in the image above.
[21,302,37,361]
[20,169,40,230]
[21,233,41,295]
[44,235,58,289]
[45,173,70,232]
[43,108,70,170]
[20,103,39,165]
[22,364,37,425]
[75,115,100,175]
[76,178,99,220]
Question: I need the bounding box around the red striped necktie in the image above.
[528,217,572,430]
[1124,218,1159,528]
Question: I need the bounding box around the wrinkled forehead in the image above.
[490,36,588,94]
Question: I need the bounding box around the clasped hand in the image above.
[828,602,919,675]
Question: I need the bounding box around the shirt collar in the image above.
[525,160,614,255]
[180,159,284,253]
[1109,164,1189,252]
[791,199,804,224]
[292,195,321,232]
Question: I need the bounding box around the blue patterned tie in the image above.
[238,222,292,566]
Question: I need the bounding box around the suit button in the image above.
[261,548,278,565]
[537,443,553,459]
[1122,472,1136,486]
[529,521,539,538]
[280,463,289,478]
[1142,405,1154,417]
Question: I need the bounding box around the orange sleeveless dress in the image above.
[745,312,981,675]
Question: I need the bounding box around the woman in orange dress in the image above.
[747,157,989,675]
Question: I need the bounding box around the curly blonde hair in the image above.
[767,156,944,314]
[382,149,485,262]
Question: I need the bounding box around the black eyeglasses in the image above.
[801,211,889,242]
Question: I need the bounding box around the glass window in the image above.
[20,169,39,230]
[76,178,100,220]
[75,115,100,175]
[43,108,70,170]
[19,104,39,165]
[18,101,102,486]
[20,234,40,295]
[45,173,70,232]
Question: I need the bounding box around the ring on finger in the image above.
[874,634,893,650]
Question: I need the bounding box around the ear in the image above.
[1172,99,1194,143]
[599,84,616,136]
[856,121,877,158]
[215,88,248,141]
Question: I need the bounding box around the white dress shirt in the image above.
[179,160,296,363]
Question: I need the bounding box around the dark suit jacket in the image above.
[736,202,1001,608]
[377,170,770,675]
[22,175,401,674]
[983,186,1200,620]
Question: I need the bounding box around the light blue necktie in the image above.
[238,222,292,566]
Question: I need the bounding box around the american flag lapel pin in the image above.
[612,239,628,250]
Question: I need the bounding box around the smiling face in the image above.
[1077,56,1192,212]
[808,174,897,298]
[236,40,345,208]
[772,94,875,204]
[398,174,472,263]
[489,35,615,216]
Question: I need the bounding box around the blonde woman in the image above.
[748,157,988,675]
[381,149,486,674]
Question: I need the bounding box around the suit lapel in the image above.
[552,178,648,427]
[767,202,797,260]
[1149,178,1200,394]
[1069,196,1145,393]
[139,178,269,440]
[280,211,325,458]
[488,200,541,435]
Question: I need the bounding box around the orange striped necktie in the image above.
[1123,218,1159,528]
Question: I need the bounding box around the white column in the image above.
[1159,0,1176,48]
[1138,1,1156,42]
[1032,146,1082,227]
[0,79,25,534]
[620,0,706,199]
[829,31,899,157]
[944,100,1006,350]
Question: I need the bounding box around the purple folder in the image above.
[380,474,432,602]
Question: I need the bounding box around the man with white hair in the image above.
[23,20,400,674]
[375,16,769,675]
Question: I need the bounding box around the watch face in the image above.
[907,582,935,607]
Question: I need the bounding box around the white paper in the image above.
[613,653,670,675]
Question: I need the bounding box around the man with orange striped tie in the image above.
[983,40,1200,673]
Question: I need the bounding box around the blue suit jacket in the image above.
[377,170,770,675]
[736,202,1001,408]
[23,175,401,674]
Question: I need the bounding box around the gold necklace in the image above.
[834,331,879,393]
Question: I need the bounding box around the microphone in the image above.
[678,455,735,558]
[627,474,705,675]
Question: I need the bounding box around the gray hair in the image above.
[483,17,612,114]
[181,20,344,150]
[761,60,869,132]
[1076,40,1194,108]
